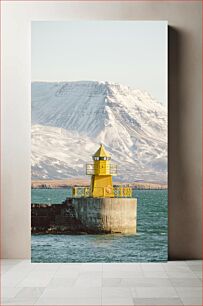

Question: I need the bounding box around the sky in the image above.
[32,21,167,105]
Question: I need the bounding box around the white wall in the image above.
[1,1,202,259]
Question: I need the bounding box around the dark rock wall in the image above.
[31,200,85,234]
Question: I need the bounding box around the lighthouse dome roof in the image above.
[93,144,111,158]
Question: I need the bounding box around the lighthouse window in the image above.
[94,156,111,160]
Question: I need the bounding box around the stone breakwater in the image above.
[32,197,137,234]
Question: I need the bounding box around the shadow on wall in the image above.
[168,26,202,260]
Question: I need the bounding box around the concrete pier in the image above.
[32,197,137,234]
[73,198,137,234]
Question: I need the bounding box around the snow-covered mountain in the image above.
[32,81,167,183]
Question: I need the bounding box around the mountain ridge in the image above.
[31,81,167,183]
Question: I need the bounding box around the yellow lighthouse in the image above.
[86,144,117,198]
[72,144,132,198]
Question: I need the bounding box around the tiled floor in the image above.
[1,260,202,305]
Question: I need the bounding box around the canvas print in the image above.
[31,21,168,262]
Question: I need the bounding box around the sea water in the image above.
[31,189,168,262]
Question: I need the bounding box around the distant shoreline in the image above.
[31,179,167,190]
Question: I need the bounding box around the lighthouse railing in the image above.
[72,186,132,198]
[113,187,132,198]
